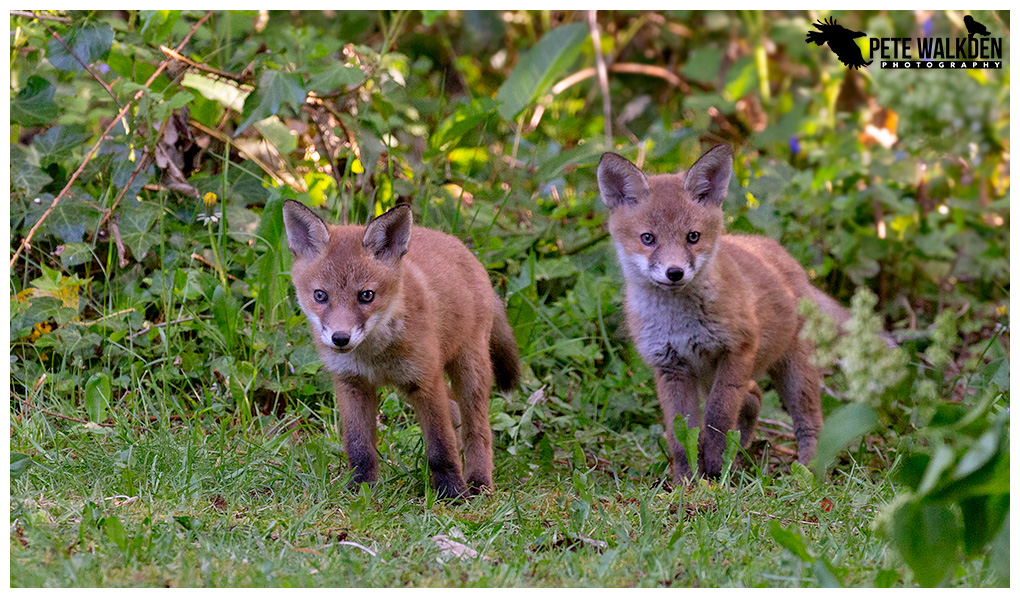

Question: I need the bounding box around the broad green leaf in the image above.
[306,63,364,94]
[32,125,89,166]
[11,453,34,479]
[117,199,161,260]
[682,47,722,84]
[534,141,605,183]
[40,194,102,243]
[429,98,498,154]
[495,22,588,121]
[12,76,59,126]
[769,521,813,562]
[959,494,1008,556]
[236,70,306,135]
[47,23,114,72]
[421,10,445,26]
[811,403,878,479]
[890,501,960,587]
[255,117,297,154]
[103,515,128,550]
[59,242,93,268]
[84,373,112,423]
[10,144,52,198]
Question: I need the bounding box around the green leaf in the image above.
[58,242,92,268]
[117,199,161,260]
[306,63,364,94]
[236,70,306,135]
[672,414,699,476]
[47,23,114,72]
[533,141,606,183]
[421,10,445,26]
[11,453,34,479]
[495,22,588,121]
[429,98,498,154]
[874,569,900,588]
[254,117,297,154]
[682,47,722,84]
[769,521,813,562]
[33,125,89,166]
[12,76,59,126]
[811,403,878,479]
[10,144,52,198]
[891,501,960,587]
[84,373,112,423]
[959,494,1008,556]
[103,515,129,550]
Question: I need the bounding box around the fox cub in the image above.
[598,145,846,482]
[283,201,521,499]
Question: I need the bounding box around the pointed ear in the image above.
[282,200,330,259]
[363,204,412,265]
[597,152,650,210]
[684,145,733,206]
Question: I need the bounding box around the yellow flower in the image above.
[203,192,218,209]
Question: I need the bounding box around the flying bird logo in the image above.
[806,17,872,69]
[963,15,991,39]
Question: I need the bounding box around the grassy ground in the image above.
[9,387,997,588]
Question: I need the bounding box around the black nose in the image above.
[331,332,350,348]
[665,267,684,282]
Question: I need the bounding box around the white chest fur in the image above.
[625,281,732,386]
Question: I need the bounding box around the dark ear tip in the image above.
[599,152,622,164]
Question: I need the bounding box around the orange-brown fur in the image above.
[599,146,834,480]
[283,201,520,499]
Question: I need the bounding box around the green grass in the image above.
[9,387,997,588]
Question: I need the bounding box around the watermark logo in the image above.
[805,14,1003,70]
[806,17,872,69]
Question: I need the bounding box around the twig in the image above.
[190,252,242,282]
[39,408,115,427]
[587,11,612,147]
[128,315,211,340]
[11,11,214,268]
[159,45,251,83]
[552,63,691,95]
[109,220,129,268]
[758,418,794,431]
[10,10,71,23]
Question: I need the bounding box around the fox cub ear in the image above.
[684,145,732,207]
[597,153,650,210]
[363,203,412,264]
[282,200,330,259]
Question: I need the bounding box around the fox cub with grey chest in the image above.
[282,200,521,499]
[598,145,847,482]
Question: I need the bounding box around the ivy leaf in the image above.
[12,76,59,126]
[33,125,90,166]
[306,63,364,95]
[495,22,588,121]
[235,70,306,135]
[10,144,52,198]
[47,23,114,72]
[58,242,94,268]
[11,453,34,480]
[117,199,161,260]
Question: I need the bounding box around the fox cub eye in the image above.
[686,231,700,244]
[358,290,375,304]
[640,232,656,246]
[313,289,328,303]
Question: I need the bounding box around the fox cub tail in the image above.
[490,295,522,391]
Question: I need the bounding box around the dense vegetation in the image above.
[9,10,1009,587]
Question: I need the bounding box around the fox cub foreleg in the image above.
[655,369,701,481]
[404,374,469,500]
[334,375,381,487]
[701,349,757,477]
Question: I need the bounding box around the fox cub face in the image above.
[597,146,733,290]
[282,201,411,354]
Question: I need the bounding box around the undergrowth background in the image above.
[8,10,1009,587]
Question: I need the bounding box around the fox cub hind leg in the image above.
[738,381,762,449]
[447,344,496,495]
[768,342,823,465]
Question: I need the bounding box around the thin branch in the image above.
[188,119,304,191]
[10,10,71,23]
[552,63,692,96]
[587,10,612,147]
[159,45,251,84]
[10,11,214,268]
